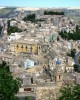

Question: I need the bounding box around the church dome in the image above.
[56,58,62,65]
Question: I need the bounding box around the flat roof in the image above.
[10,38,40,45]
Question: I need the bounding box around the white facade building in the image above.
[10,21,17,26]
[24,59,35,69]
[8,32,22,42]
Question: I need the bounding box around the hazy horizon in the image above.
[0,0,80,8]
[0,6,80,10]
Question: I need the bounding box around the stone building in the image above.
[9,38,41,55]
[36,60,64,100]
[15,58,64,100]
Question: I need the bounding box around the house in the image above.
[9,38,40,55]
[24,59,35,69]
[65,65,74,72]
[0,53,14,63]
[8,32,23,42]
[74,51,80,66]
[10,20,17,26]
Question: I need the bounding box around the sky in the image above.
[0,0,80,8]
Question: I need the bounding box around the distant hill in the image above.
[0,7,41,18]
[0,7,80,18]
[0,7,16,18]
[16,7,40,11]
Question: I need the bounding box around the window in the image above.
[21,45,23,51]
[25,46,27,51]
[24,88,31,91]
[55,76,56,81]
[27,62,30,67]
[16,45,19,49]
[39,46,40,49]
[21,45,23,48]
[30,46,32,52]
[31,77,33,84]
[59,75,61,79]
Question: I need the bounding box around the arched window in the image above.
[25,46,27,51]
[16,45,19,49]
[59,75,61,79]
[39,46,40,49]
[21,45,23,51]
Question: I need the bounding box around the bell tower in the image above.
[54,58,63,87]
[37,43,41,55]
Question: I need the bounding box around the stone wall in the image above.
[36,86,60,100]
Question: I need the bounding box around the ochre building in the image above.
[9,39,41,55]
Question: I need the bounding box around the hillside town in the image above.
[0,7,80,100]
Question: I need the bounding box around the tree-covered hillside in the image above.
[0,8,16,17]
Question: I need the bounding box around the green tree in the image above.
[0,61,21,100]
[7,26,22,35]
[73,64,80,72]
[70,49,76,58]
[7,20,11,28]
[57,36,60,41]
[23,14,44,23]
[44,11,64,15]
[59,28,80,40]
[67,49,76,58]
[0,26,3,33]
[25,96,31,100]
[23,14,35,22]
[58,85,80,100]
[76,25,80,33]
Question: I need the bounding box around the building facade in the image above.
[9,39,41,55]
